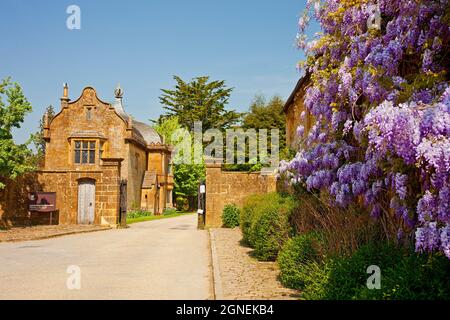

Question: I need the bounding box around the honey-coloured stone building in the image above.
[283,73,312,148]
[39,84,174,226]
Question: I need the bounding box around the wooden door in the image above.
[78,180,95,224]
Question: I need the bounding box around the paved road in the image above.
[0,214,212,299]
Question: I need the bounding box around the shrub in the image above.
[222,204,240,228]
[127,209,151,219]
[175,197,189,211]
[163,207,177,215]
[298,242,450,300]
[298,259,333,300]
[241,193,297,261]
[277,232,324,290]
[357,251,450,300]
[240,194,263,244]
[290,186,382,257]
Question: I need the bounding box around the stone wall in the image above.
[0,159,122,228]
[205,160,277,227]
[126,143,148,210]
[284,75,313,148]
[0,173,43,227]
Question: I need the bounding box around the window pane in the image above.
[82,141,88,149]
[89,150,95,163]
[75,150,81,164]
[75,141,81,149]
[82,150,88,163]
[89,141,96,149]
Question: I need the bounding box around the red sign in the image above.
[28,192,56,212]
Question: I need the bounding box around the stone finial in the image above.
[63,83,68,98]
[115,84,123,99]
[114,83,127,116]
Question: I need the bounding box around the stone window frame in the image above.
[99,141,105,161]
[71,139,98,165]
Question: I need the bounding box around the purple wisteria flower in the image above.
[283,0,450,258]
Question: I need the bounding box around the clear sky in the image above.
[0,0,316,144]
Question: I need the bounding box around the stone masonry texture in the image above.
[205,161,277,228]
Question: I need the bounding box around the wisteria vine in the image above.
[280,0,450,257]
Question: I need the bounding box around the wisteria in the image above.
[280,0,450,257]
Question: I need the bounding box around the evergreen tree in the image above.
[33,104,55,157]
[159,75,241,131]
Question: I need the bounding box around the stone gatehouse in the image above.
[0,84,174,227]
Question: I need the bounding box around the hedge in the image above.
[222,204,240,228]
[240,193,297,261]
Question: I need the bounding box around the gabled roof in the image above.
[50,86,164,147]
[142,170,157,189]
[112,99,162,146]
[283,73,311,113]
[133,120,162,145]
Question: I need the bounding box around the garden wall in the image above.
[0,159,122,228]
[205,159,277,227]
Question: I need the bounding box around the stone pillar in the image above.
[100,158,123,226]
[205,158,223,227]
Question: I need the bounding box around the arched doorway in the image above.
[77,179,95,224]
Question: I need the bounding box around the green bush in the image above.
[222,204,240,228]
[127,209,151,219]
[163,207,177,215]
[240,194,262,244]
[175,197,189,211]
[241,193,296,261]
[297,242,450,300]
[357,251,450,300]
[277,232,324,290]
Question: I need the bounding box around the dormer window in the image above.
[74,140,96,164]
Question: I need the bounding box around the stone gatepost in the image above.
[205,158,224,228]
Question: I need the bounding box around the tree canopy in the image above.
[0,78,34,188]
[153,115,205,210]
[242,94,286,151]
[158,75,241,131]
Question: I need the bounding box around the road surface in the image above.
[0,214,212,299]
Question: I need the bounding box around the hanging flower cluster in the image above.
[280,0,450,257]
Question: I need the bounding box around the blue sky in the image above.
[0,0,316,144]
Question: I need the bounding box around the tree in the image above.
[153,116,205,210]
[172,163,205,210]
[151,115,181,146]
[0,78,34,188]
[242,94,287,152]
[223,95,291,172]
[159,75,241,131]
